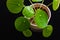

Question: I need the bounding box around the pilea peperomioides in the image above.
[6,0,59,38]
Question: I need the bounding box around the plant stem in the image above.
[29,0,33,4]
[42,0,44,4]
[23,5,26,7]
[47,2,52,7]
[39,0,44,8]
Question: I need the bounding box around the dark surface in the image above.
[0,0,60,40]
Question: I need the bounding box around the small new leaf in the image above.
[32,0,42,2]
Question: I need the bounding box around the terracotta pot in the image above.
[29,3,51,32]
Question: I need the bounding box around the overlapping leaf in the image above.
[22,6,34,19]
[34,9,48,29]
[15,17,30,31]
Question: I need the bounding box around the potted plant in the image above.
[6,0,60,38]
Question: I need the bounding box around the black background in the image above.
[0,0,60,40]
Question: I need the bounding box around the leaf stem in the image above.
[42,0,44,4]
[29,0,33,5]
[47,2,52,7]
[23,5,26,7]
[39,0,44,9]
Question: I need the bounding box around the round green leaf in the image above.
[6,0,24,13]
[22,29,32,37]
[32,0,42,2]
[42,25,53,37]
[15,17,30,32]
[53,0,59,11]
[34,9,48,29]
[22,6,34,19]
